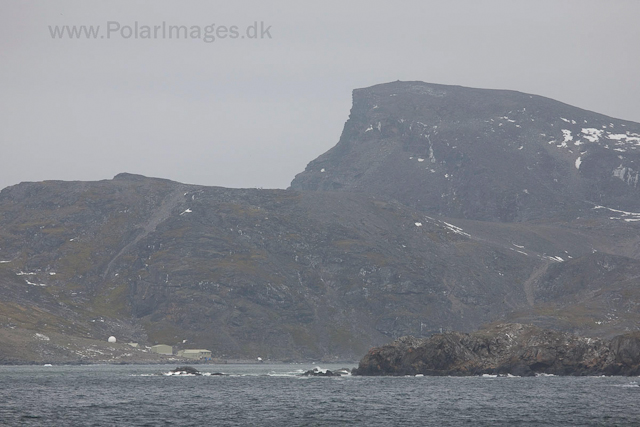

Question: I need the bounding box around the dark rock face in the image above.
[291,81,640,222]
[610,332,640,367]
[353,324,640,376]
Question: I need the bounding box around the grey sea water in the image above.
[0,364,638,426]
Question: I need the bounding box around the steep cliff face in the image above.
[354,323,640,376]
[291,81,640,222]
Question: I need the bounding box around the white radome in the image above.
[108,336,116,343]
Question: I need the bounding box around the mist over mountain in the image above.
[2,82,640,363]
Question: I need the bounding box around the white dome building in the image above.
[107,336,117,343]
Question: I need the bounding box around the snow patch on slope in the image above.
[594,205,640,222]
[581,128,603,143]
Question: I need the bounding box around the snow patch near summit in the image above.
[581,128,603,143]
[550,126,640,158]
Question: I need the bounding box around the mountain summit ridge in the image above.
[291,81,640,222]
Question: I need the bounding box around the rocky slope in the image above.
[2,173,640,363]
[291,81,640,222]
[353,323,640,376]
[0,174,549,362]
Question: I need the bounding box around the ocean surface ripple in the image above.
[0,364,639,426]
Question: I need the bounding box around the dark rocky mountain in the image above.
[2,81,640,364]
[0,174,546,362]
[291,81,640,222]
[353,323,640,376]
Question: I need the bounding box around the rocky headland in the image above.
[353,323,640,376]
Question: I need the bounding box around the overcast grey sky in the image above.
[2,1,639,191]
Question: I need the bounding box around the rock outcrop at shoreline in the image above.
[353,324,640,376]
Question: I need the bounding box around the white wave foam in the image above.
[617,381,639,388]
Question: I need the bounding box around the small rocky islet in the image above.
[165,366,225,376]
[302,367,351,377]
